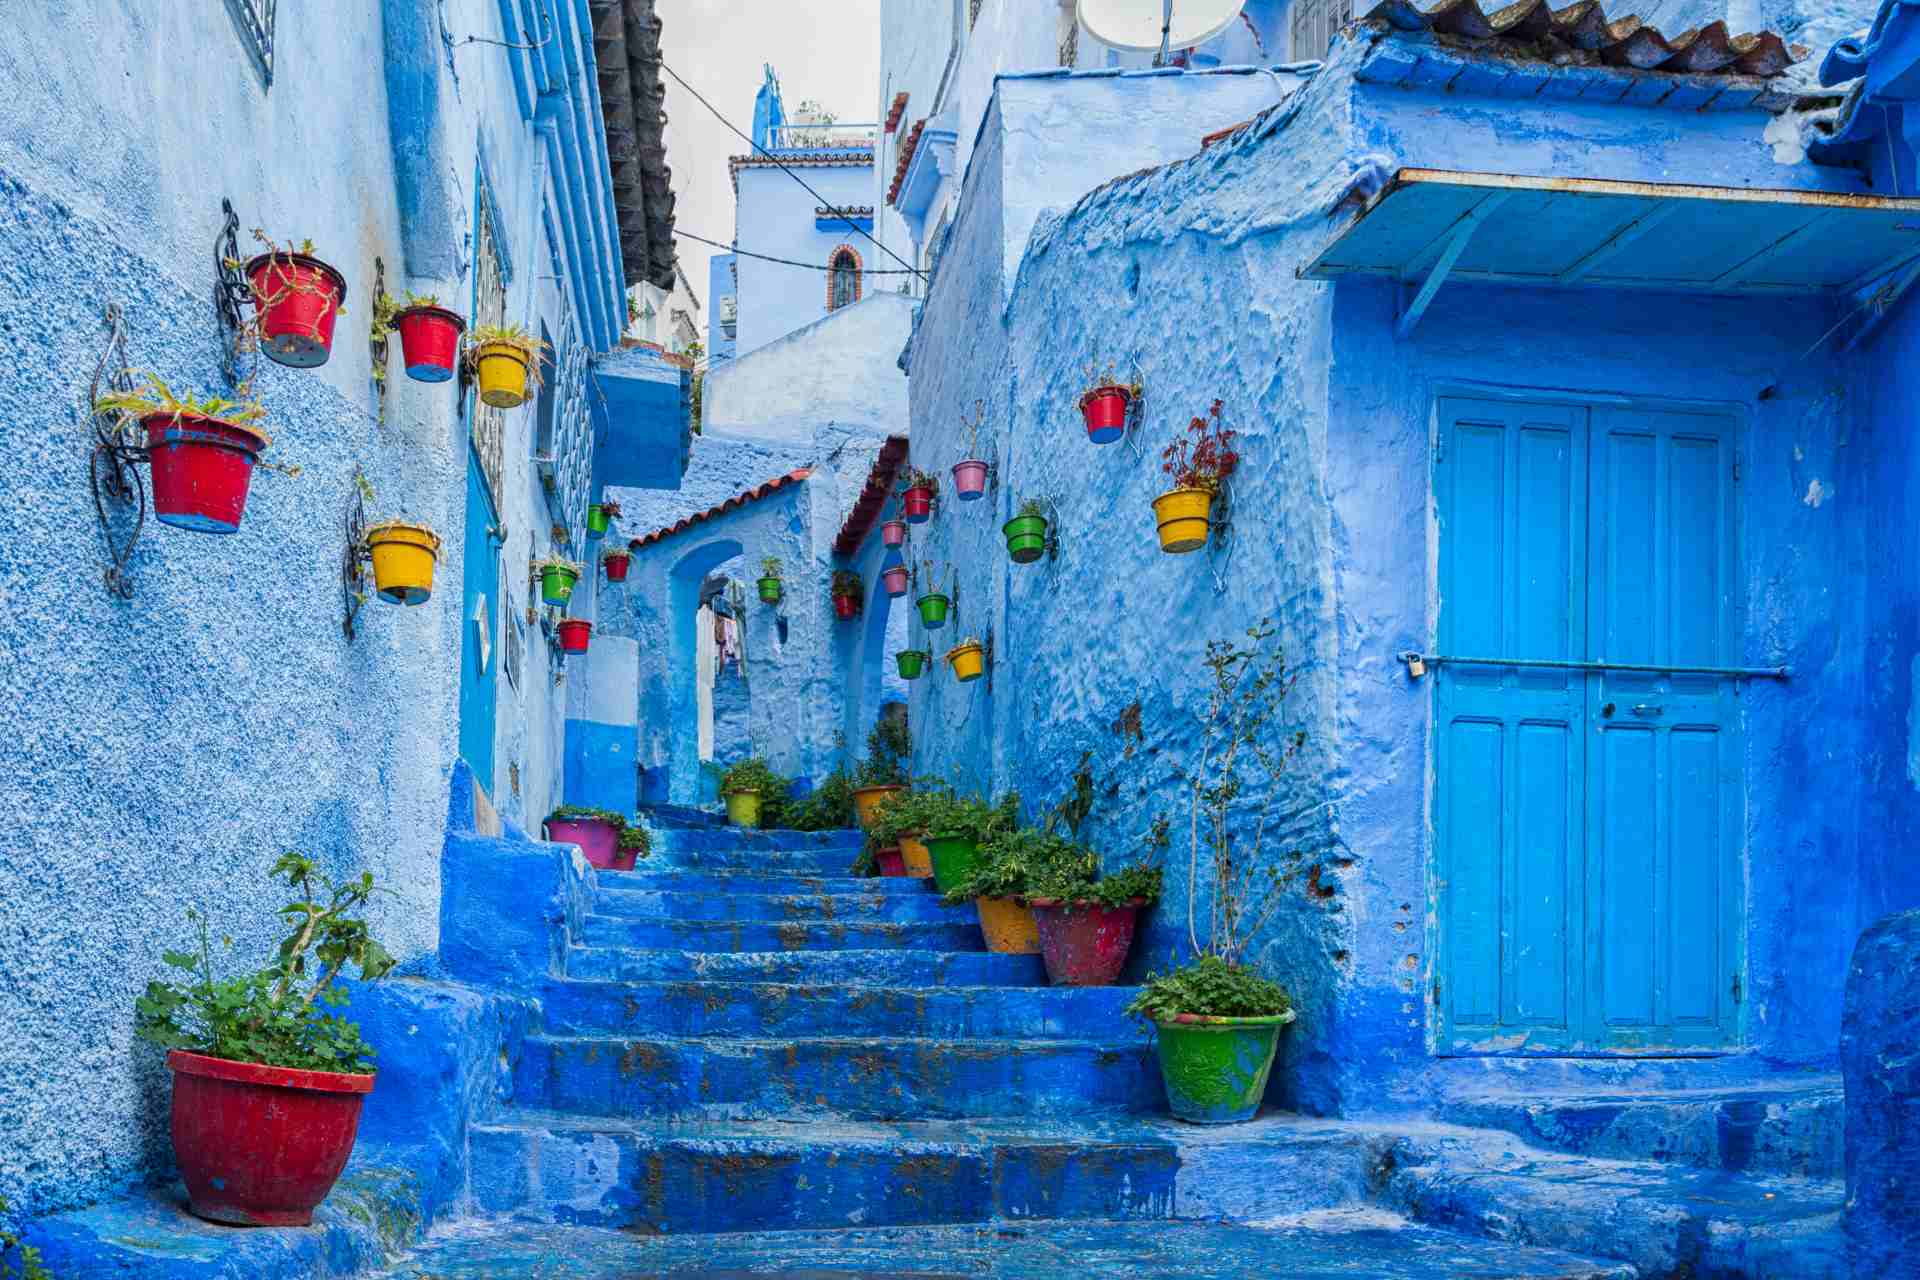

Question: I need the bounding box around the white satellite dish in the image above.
[1077,0,1248,54]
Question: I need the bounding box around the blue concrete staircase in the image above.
[376,821,1838,1277]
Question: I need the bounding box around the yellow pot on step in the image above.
[725,790,762,828]
[852,784,904,830]
[946,641,985,682]
[473,341,532,408]
[899,833,933,878]
[366,521,441,605]
[1151,486,1215,554]
[975,896,1041,953]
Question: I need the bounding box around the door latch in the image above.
[1631,704,1664,718]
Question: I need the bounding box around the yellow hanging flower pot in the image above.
[946,639,985,682]
[467,325,548,409]
[366,521,441,605]
[1151,487,1214,554]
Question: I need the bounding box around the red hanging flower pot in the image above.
[143,414,272,534]
[166,1050,373,1226]
[244,252,348,369]
[882,519,907,548]
[558,618,593,654]
[1080,384,1134,445]
[951,459,988,501]
[833,593,860,620]
[603,551,632,582]
[901,486,934,523]
[393,304,466,383]
[881,563,910,597]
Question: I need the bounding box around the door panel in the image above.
[1438,396,1740,1054]
[457,450,499,796]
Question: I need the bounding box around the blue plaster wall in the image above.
[733,160,879,357]
[1841,909,1920,1273]
[905,28,1907,1116]
[707,252,738,365]
[704,291,916,444]
[0,0,644,1220]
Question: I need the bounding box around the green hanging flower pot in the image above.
[896,650,928,679]
[758,576,783,604]
[1003,513,1049,565]
[916,592,950,629]
[538,561,580,606]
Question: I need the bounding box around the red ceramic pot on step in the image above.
[1029,898,1145,985]
[167,1050,373,1226]
[876,846,907,877]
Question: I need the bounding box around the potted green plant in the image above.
[1153,399,1238,554]
[758,556,785,604]
[1128,619,1301,1123]
[832,568,864,620]
[1026,858,1162,986]
[467,323,550,408]
[617,822,652,863]
[543,805,644,870]
[1004,498,1050,565]
[134,854,395,1226]
[94,374,275,535]
[851,714,911,827]
[899,467,940,524]
[534,554,583,606]
[587,498,622,538]
[721,758,786,828]
[921,792,1018,895]
[916,560,950,629]
[940,826,1088,955]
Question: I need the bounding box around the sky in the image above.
[655,0,884,310]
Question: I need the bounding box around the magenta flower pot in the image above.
[882,519,907,548]
[881,564,910,597]
[544,817,631,870]
[951,459,988,501]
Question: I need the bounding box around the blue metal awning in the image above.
[1301,168,1920,336]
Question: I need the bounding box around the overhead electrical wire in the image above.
[657,57,926,281]
[674,228,920,274]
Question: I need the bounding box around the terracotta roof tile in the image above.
[833,437,910,558]
[885,92,911,134]
[887,119,926,207]
[630,469,810,550]
[1365,0,1803,76]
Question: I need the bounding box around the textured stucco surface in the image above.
[732,158,877,358]
[703,291,915,442]
[1842,909,1920,1274]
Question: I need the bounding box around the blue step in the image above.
[372,1216,1634,1278]
[512,1033,1159,1120]
[565,946,1048,986]
[539,979,1138,1038]
[605,869,932,896]
[1435,1078,1845,1179]
[466,1112,1388,1233]
[1380,1126,1847,1280]
[593,886,966,924]
[578,914,982,952]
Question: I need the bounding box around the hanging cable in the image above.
[675,228,919,273]
[657,58,926,281]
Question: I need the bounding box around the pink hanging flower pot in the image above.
[881,519,907,548]
[881,563,910,597]
[951,459,988,501]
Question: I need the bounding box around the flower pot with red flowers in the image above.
[240,236,348,369]
[94,375,277,535]
[587,499,621,539]
[390,293,466,383]
[899,467,939,524]
[1154,399,1238,555]
[1078,366,1142,445]
[557,617,593,654]
[467,324,550,409]
[881,560,911,597]
[544,805,649,871]
[1025,864,1162,987]
[133,853,397,1225]
[602,547,632,582]
[832,568,864,620]
[881,517,908,548]
[758,556,784,604]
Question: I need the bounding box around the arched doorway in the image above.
[667,536,744,804]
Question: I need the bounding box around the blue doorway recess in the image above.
[457,449,501,798]
[1435,394,1744,1055]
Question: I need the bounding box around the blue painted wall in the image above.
[0,0,653,1219]
[733,159,880,357]
[707,252,739,365]
[904,27,1909,1115]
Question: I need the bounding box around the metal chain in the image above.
[87,302,145,599]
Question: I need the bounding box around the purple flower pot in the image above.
[952,459,989,501]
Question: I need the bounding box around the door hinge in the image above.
[1731,971,1743,1003]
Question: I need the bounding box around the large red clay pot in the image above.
[142,414,270,534]
[1029,898,1144,986]
[166,1050,373,1226]
[876,846,907,877]
[244,252,347,368]
[544,816,631,869]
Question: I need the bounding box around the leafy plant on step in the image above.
[855,709,912,788]
[721,757,787,799]
[0,1196,48,1280]
[1126,952,1292,1023]
[864,785,947,847]
[940,826,1090,905]
[547,804,625,827]
[134,853,396,1074]
[850,836,880,877]
[921,789,1018,844]
[1025,854,1162,909]
[775,769,857,832]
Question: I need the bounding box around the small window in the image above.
[470,181,509,505]
[1291,0,1354,59]
[828,248,860,311]
[224,0,277,87]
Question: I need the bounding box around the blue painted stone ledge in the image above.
[1842,907,1920,1275]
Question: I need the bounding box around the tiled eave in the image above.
[833,437,910,558]
[729,151,875,194]
[591,0,677,290]
[1365,0,1803,77]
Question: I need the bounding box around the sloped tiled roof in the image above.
[630,469,810,550]
[833,437,910,558]
[885,92,911,133]
[590,0,677,289]
[729,152,875,194]
[887,119,926,207]
[1365,0,1802,75]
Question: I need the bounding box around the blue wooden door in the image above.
[1436,396,1741,1054]
[457,450,499,797]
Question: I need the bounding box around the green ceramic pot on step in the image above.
[916,592,950,629]
[1003,514,1049,564]
[1153,1010,1295,1124]
[924,833,980,894]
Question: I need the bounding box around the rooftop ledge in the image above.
[1304,168,1920,334]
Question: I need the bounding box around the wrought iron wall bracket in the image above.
[87,302,147,599]
[214,198,257,391]
[342,469,372,640]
